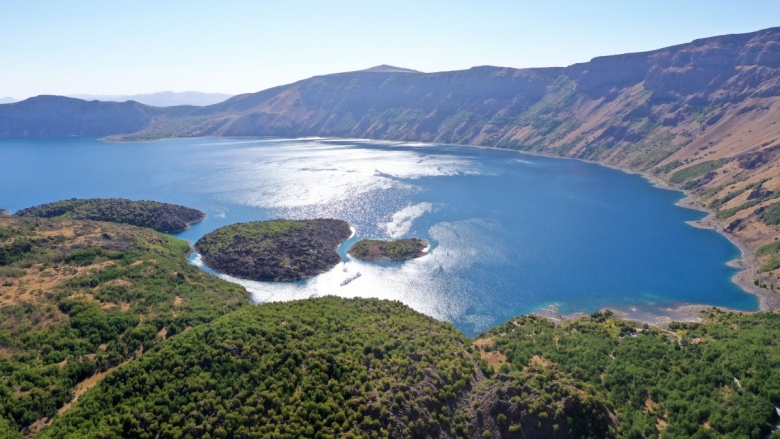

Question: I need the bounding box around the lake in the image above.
[0,136,756,336]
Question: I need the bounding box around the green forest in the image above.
[484,310,780,438]
[2,214,780,438]
[39,297,615,439]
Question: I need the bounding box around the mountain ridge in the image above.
[65,91,233,107]
[358,64,422,73]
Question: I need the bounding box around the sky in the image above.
[2,1,779,100]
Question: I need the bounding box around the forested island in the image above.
[194,219,352,281]
[15,198,205,233]
[348,238,429,261]
[1,208,780,437]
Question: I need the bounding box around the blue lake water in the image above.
[0,136,756,336]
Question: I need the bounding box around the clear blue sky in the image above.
[2,1,778,99]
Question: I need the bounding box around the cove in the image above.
[0,136,756,336]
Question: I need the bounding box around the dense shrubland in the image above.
[41,298,476,438]
[39,297,617,439]
[482,309,780,438]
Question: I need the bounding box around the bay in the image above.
[0,136,756,336]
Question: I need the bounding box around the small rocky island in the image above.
[348,238,429,261]
[15,198,204,233]
[194,219,352,281]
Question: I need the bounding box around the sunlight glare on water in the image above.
[0,136,757,336]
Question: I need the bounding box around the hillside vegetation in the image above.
[33,295,780,439]
[2,213,780,437]
[40,297,616,439]
[16,198,205,233]
[481,309,780,438]
[0,217,247,435]
[194,219,352,281]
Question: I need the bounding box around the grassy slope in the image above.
[0,217,248,435]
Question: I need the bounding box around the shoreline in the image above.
[488,146,779,316]
[623,165,779,313]
[531,300,768,330]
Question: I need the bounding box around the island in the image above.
[347,238,429,261]
[194,219,352,281]
[15,198,204,233]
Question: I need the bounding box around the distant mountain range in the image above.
[0,97,16,104]
[64,91,233,107]
[1,30,779,289]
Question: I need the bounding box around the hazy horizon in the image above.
[2,0,779,100]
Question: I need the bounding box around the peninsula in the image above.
[348,238,429,261]
[15,198,205,233]
[194,219,352,281]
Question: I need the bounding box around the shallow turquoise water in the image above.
[0,137,756,336]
